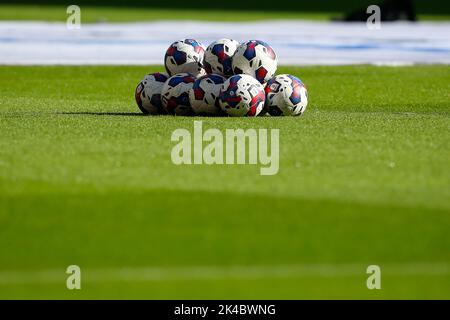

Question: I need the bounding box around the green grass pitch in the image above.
[0,65,449,299]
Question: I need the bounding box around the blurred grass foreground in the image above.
[0,0,449,22]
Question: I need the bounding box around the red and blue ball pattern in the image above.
[265,74,307,116]
[219,75,264,117]
[162,73,196,115]
[219,76,242,109]
[184,39,205,54]
[233,40,277,84]
[243,40,276,61]
[286,75,304,105]
[135,73,169,115]
[248,85,265,117]
[165,92,191,115]
[204,43,233,76]
[192,74,225,101]
[134,82,145,113]
[164,39,205,76]
[167,74,196,87]
[152,72,169,83]
[165,46,187,67]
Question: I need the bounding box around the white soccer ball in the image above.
[134,72,169,115]
[189,74,226,116]
[161,73,196,116]
[232,40,277,84]
[204,38,240,77]
[164,39,206,77]
[218,74,265,117]
[264,74,308,116]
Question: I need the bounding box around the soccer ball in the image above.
[218,74,265,117]
[204,38,239,77]
[161,73,196,116]
[232,40,277,84]
[264,74,308,116]
[189,74,226,116]
[135,72,169,115]
[164,39,206,77]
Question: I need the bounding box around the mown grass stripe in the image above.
[0,263,449,284]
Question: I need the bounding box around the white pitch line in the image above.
[0,263,448,285]
[0,21,449,65]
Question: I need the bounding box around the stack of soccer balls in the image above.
[135,38,308,117]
